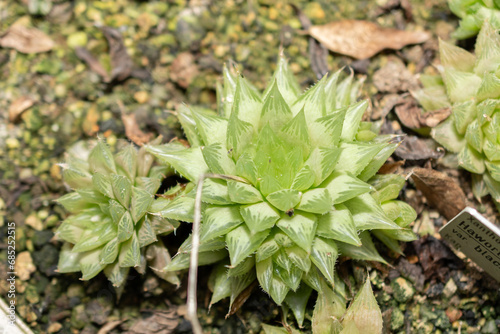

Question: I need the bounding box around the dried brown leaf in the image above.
[395,136,444,161]
[9,96,34,122]
[75,47,110,82]
[97,320,123,334]
[306,20,430,59]
[394,96,451,129]
[101,27,133,82]
[127,309,178,334]
[373,58,418,93]
[0,24,54,53]
[411,167,466,220]
[226,280,258,317]
[121,113,154,146]
[378,160,405,174]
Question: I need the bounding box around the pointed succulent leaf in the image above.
[269,275,290,306]
[275,264,302,291]
[72,222,116,252]
[178,235,226,254]
[200,205,243,242]
[57,243,82,273]
[458,145,485,174]
[279,109,311,155]
[137,216,157,247]
[484,172,500,203]
[309,108,347,148]
[57,221,85,245]
[439,38,476,72]
[104,262,129,287]
[235,152,258,185]
[260,80,294,131]
[277,212,317,252]
[202,142,237,175]
[146,145,209,182]
[357,142,400,182]
[209,263,232,306]
[227,112,254,160]
[135,177,161,196]
[226,225,269,267]
[431,118,466,153]
[485,160,500,182]
[92,173,114,198]
[111,174,131,208]
[310,237,339,286]
[100,237,120,264]
[57,192,92,213]
[191,108,228,146]
[115,145,138,181]
[229,269,257,309]
[118,232,141,268]
[88,140,117,174]
[131,187,154,223]
[291,165,316,191]
[256,257,273,293]
[345,193,402,231]
[465,119,483,153]
[227,256,255,277]
[317,205,361,246]
[296,188,332,214]
[267,189,301,212]
[62,165,93,189]
[80,248,106,280]
[341,278,383,334]
[232,75,262,125]
[340,100,369,142]
[158,196,195,222]
[306,147,342,186]
[312,282,346,334]
[337,232,387,264]
[117,211,134,242]
[322,172,372,204]
[256,236,280,262]
[442,68,482,103]
[263,53,301,104]
[178,105,203,147]
[285,245,312,272]
[336,142,386,176]
[240,201,280,233]
[201,178,231,204]
[227,180,263,204]
[369,174,405,203]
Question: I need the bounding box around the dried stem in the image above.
[186,173,249,334]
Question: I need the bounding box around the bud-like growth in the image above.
[414,22,500,213]
[147,54,416,324]
[56,140,179,287]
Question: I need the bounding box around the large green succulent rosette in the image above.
[147,55,416,325]
[56,140,180,287]
[448,0,500,39]
[414,22,500,213]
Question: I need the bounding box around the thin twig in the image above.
[186,173,249,333]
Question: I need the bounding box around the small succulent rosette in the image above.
[56,139,179,287]
[414,22,500,212]
[147,55,416,325]
[449,0,500,39]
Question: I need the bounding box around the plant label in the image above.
[440,207,500,282]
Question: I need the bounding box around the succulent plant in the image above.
[448,0,500,39]
[414,22,500,213]
[56,139,180,287]
[146,54,416,325]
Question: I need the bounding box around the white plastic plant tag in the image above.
[0,297,34,334]
[439,207,500,282]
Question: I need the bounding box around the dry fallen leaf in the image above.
[411,167,466,220]
[395,136,444,161]
[373,58,418,93]
[306,20,430,59]
[121,112,154,146]
[9,96,34,123]
[75,47,110,82]
[127,309,178,334]
[101,27,133,82]
[378,160,405,174]
[394,96,451,129]
[226,280,258,317]
[0,24,54,53]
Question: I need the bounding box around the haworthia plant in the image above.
[448,0,500,39]
[414,22,500,213]
[147,54,416,325]
[56,139,180,287]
